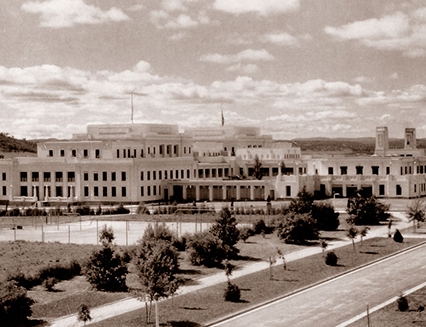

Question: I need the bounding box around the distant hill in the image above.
[0,133,37,153]
[293,138,426,155]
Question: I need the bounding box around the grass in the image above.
[349,288,426,327]
[89,236,424,327]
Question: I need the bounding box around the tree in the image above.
[359,226,370,245]
[77,304,92,326]
[277,248,286,271]
[186,231,225,267]
[141,222,175,244]
[289,187,315,215]
[238,226,253,243]
[406,199,426,232]
[0,281,34,326]
[312,203,340,231]
[276,212,319,244]
[210,207,240,259]
[134,240,182,323]
[84,226,128,292]
[252,155,263,180]
[346,189,390,225]
[347,226,358,250]
[320,240,328,258]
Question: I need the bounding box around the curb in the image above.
[205,238,426,327]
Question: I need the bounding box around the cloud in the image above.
[261,32,311,46]
[200,49,275,64]
[22,0,129,28]
[325,8,426,57]
[226,63,260,74]
[150,9,208,29]
[127,4,145,12]
[213,0,300,16]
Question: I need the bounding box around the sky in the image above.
[1,0,426,140]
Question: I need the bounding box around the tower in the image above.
[404,128,417,150]
[375,126,389,156]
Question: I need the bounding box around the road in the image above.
[210,242,426,327]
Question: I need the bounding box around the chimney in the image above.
[375,126,389,156]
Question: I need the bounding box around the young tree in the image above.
[347,226,358,250]
[406,199,426,232]
[276,213,319,244]
[359,226,370,245]
[84,226,128,292]
[210,207,240,259]
[134,240,182,323]
[77,304,92,326]
[277,248,286,271]
[252,155,263,180]
[320,240,328,258]
[346,189,390,225]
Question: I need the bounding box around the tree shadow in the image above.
[180,306,207,311]
[19,319,48,327]
[182,278,200,286]
[178,269,203,275]
[242,241,257,244]
[359,251,378,255]
[168,321,203,327]
[235,255,261,262]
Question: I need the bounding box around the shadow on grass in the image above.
[20,319,48,327]
[235,255,262,262]
[178,268,203,275]
[321,236,344,242]
[359,251,379,255]
[182,278,200,286]
[242,241,257,244]
[181,306,207,311]
[168,321,202,327]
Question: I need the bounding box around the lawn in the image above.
[89,237,424,327]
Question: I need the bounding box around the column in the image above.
[182,185,187,201]
[250,185,255,200]
[195,185,200,201]
[209,185,214,202]
[222,185,227,200]
[236,185,241,200]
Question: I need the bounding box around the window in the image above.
[94,186,99,197]
[2,172,5,181]
[112,187,116,197]
[141,171,144,181]
[122,172,126,181]
[68,172,75,182]
[93,172,98,181]
[286,186,291,197]
[2,186,6,196]
[187,169,190,178]
[153,185,157,196]
[415,184,417,193]
[49,150,53,157]
[95,149,100,158]
[409,166,412,174]
[159,171,162,180]
[141,186,144,197]
[122,187,126,197]
[372,166,379,175]
[147,171,150,180]
[44,172,51,182]
[60,149,65,157]
[386,167,390,175]
[164,170,168,179]
[111,172,116,181]
[174,145,178,154]
[340,166,347,175]
[153,171,156,180]
[21,186,28,196]
[396,185,402,196]
[20,172,27,182]
[103,171,107,181]
[84,172,89,181]
[356,166,363,175]
[184,147,186,154]
[84,149,88,158]
[176,170,179,179]
[181,170,184,179]
[84,186,89,197]
[170,170,173,179]
[103,187,108,197]
[56,186,62,197]
[72,149,76,157]
[123,149,126,158]
[56,172,63,182]
[32,172,39,182]
[379,185,385,196]
[405,166,408,175]
[147,186,151,196]
[117,149,120,158]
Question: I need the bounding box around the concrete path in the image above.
[48,213,413,327]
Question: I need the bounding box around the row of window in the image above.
[84,171,126,182]
[141,169,190,181]
[115,145,191,159]
[20,172,75,183]
[48,148,100,158]
[84,186,128,198]
[329,166,385,176]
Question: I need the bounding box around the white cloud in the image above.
[200,49,275,64]
[325,8,426,57]
[390,72,399,80]
[261,32,303,46]
[150,9,208,29]
[127,4,145,12]
[214,0,300,16]
[21,0,129,28]
[226,63,260,74]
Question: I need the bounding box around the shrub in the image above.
[172,234,189,252]
[276,213,319,244]
[140,222,176,245]
[238,226,253,243]
[210,207,240,259]
[252,219,267,234]
[346,189,390,225]
[186,231,225,267]
[325,251,338,266]
[113,204,130,215]
[394,229,404,243]
[397,295,409,312]
[312,203,340,231]
[0,281,34,326]
[224,282,241,302]
[43,277,58,292]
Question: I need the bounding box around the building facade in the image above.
[1,123,425,205]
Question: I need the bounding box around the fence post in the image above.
[68,225,70,244]
[96,219,98,245]
[14,224,16,242]
[41,225,44,243]
[126,221,128,246]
